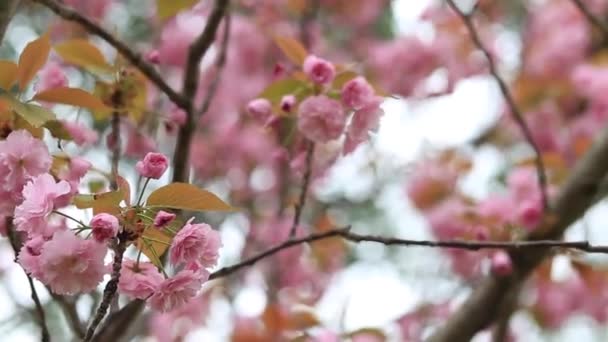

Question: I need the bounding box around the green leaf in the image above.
[146,183,235,212]
[331,70,358,89]
[44,120,73,140]
[137,228,172,267]
[156,0,198,19]
[259,78,310,103]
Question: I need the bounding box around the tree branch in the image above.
[289,142,315,237]
[445,0,549,211]
[30,0,187,110]
[6,220,50,342]
[428,118,608,341]
[209,226,608,281]
[172,0,229,183]
[48,292,85,338]
[0,0,19,43]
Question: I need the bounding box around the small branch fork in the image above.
[209,226,608,281]
[445,0,550,212]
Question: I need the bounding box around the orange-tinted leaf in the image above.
[285,306,320,331]
[33,87,108,110]
[146,182,235,212]
[346,328,386,341]
[156,0,198,19]
[117,176,131,205]
[54,39,113,75]
[0,60,18,90]
[43,120,72,140]
[274,36,308,66]
[17,34,51,90]
[137,228,172,267]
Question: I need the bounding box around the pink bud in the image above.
[136,152,169,179]
[90,213,119,242]
[273,63,285,78]
[303,55,336,85]
[246,98,273,123]
[517,199,542,230]
[341,76,375,109]
[280,94,296,113]
[491,251,513,276]
[154,210,176,228]
[145,50,161,64]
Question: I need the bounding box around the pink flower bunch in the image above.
[136,152,169,179]
[169,218,222,268]
[119,259,164,299]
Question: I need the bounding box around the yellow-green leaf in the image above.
[0,60,18,91]
[146,183,235,212]
[259,78,310,103]
[156,0,198,19]
[17,34,51,90]
[33,87,108,110]
[54,39,113,75]
[73,190,123,215]
[43,120,72,140]
[331,70,358,89]
[0,90,55,127]
[274,36,308,66]
[137,228,172,267]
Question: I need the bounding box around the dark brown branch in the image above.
[6,220,50,342]
[0,0,19,43]
[209,226,608,281]
[445,0,549,211]
[289,142,315,237]
[30,0,187,110]
[172,0,229,183]
[571,0,608,37]
[109,112,120,190]
[84,235,127,341]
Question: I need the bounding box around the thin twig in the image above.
[48,292,85,338]
[209,226,608,281]
[445,0,550,211]
[0,0,19,43]
[6,220,50,342]
[84,235,127,341]
[30,0,187,109]
[571,0,608,37]
[289,142,315,237]
[172,0,229,183]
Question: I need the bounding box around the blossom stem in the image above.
[53,210,86,227]
[136,177,151,207]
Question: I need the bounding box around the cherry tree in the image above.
[1,0,608,341]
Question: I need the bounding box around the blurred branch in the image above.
[289,142,315,237]
[571,0,608,37]
[6,220,50,342]
[209,226,608,281]
[445,0,550,211]
[172,0,229,183]
[0,0,18,43]
[30,0,188,109]
[84,236,127,341]
[48,292,85,338]
[428,117,608,340]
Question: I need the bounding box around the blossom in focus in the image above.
[169,218,222,268]
[303,55,336,85]
[90,213,119,242]
[297,95,346,143]
[149,269,208,312]
[119,259,164,299]
[136,152,169,179]
[38,230,108,295]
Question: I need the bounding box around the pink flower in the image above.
[62,121,99,146]
[280,94,296,113]
[119,259,164,299]
[14,174,71,237]
[136,152,169,179]
[18,236,47,279]
[297,95,346,143]
[246,98,273,123]
[0,130,51,195]
[54,157,92,208]
[154,210,176,228]
[34,61,67,92]
[149,269,208,312]
[491,251,513,276]
[341,76,375,109]
[169,218,222,268]
[90,213,119,242]
[145,49,161,64]
[344,98,383,154]
[38,230,108,294]
[517,199,543,230]
[303,55,335,85]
